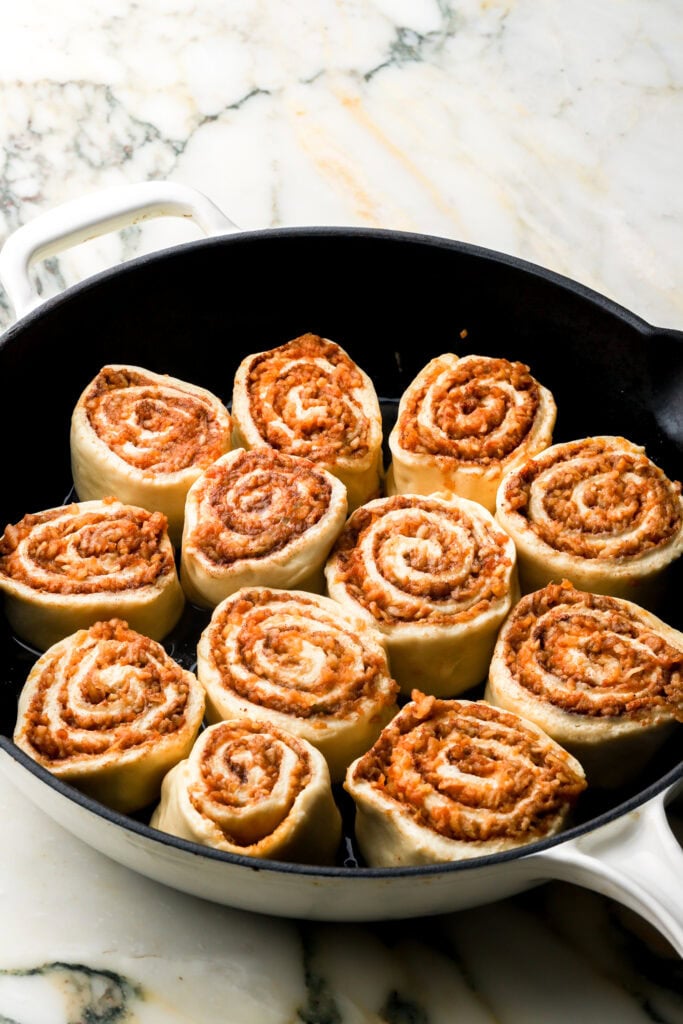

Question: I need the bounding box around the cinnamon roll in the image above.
[13,619,205,813]
[197,587,399,782]
[496,436,683,607]
[0,498,184,650]
[324,494,518,697]
[150,718,342,864]
[345,691,587,866]
[180,448,348,608]
[71,364,232,544]
[231,333,383,511]
[485,581,683,787]
[388,354,556,511]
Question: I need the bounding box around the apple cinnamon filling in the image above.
[397,356,541,464]
[0,501,175,595]
[188,721,312,846]
[503,582,683,720]
[83,366,230,473]
[189,449,334,565]
[503,437,682,559]
[352,693,586,843]
[20,619,193,763]
[242,333,374,463]
[332,495,514,625]
[206,589,397,720]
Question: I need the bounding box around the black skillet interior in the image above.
[0,227,682,866]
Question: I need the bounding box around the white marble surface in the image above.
[1,0,683,329]
[1,0,683,1020]
[0,773,681,1024]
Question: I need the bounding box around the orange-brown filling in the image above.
[243,334,373,463]
[23,619,191,761]
[354,694,585,842]
[332,496,512,624]
[0,501,174,594]
[398,356,541,464]
[503,581,683,719]
[190,721,311,845]
[504,438,682,557]
[208,589,398,718]
[84,366,229,473]
[190,449,333,565]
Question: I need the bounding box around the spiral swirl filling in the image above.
[189,722,311,846]
[504,438,682,558]
[191,449,333,565]
[333,496,513,624]
[0,503,174,594]
[398,356,541,464]
[208,590,395,718]
[504,583,683,719]
[84,366,229,473]
[243,334,373,463]
[356,695,585,843]
[22,620,192,762]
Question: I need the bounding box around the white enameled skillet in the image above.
[0,182,681,951]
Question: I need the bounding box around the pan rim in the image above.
[0,223,671,346]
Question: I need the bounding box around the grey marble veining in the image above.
[0,964,138,1024]
[0,896,681,1023]
[1,0,682,328]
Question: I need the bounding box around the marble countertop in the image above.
[1,1,682,1020]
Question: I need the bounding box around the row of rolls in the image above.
[1,333,682,869]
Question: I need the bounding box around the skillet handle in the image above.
[0,180,238,319]
[527,780,683,956]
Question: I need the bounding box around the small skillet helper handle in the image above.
[526,780,683,957]
[0,180,239,320]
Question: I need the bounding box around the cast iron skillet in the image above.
[0,183,681,947]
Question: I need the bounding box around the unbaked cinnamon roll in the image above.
[150,718,342,864]
[13,619,205,813]
[180,448,348,608]
[231,333,383,511]
[71,364,232,544]
[387,354,556,511]
[0,498,184,650]
[496,436,683,607]
[197,587,399,781]
[486,581,683,787]
[324,494,518,697]
[345,691,587,866]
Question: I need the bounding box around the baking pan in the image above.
[0,182,681,950]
